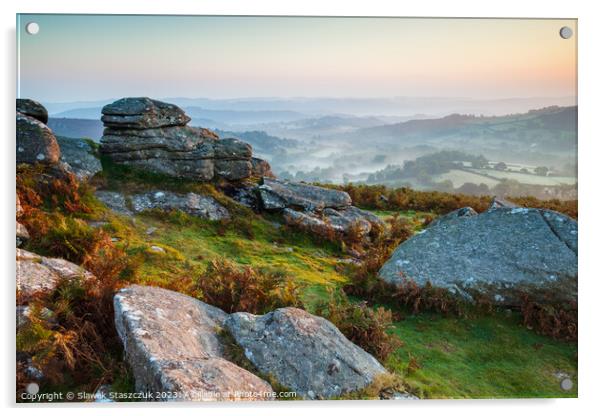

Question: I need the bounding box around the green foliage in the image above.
[322,182,577,219]
[315,289,401,362]
[185,258,303,314]
[323,182,492,214]
[520,295,577,341]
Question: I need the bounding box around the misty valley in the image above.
[47,97,577,202]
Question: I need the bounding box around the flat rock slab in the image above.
[95,191,133,216]
[95,190,230,220]
[56,136,102,181]
[283,205,383,238]
[379,207,577,306]
[225,307,387,399]
[16,249,94,300]
[258,177,352,211]
[114,285,274,401]
[101,97,191,129]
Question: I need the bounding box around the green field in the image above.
[468,168,577,186]
[432,169,500,188]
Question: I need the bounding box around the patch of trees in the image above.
[366,150,489,184]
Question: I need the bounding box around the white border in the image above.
[2,1,600,415]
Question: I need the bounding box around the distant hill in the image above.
[345,106,577,154]
[47,118,104,141]
[215,130,299,155]
[184,107,307,125]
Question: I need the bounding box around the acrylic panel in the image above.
[16,14,577,403]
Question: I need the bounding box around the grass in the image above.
[107,212,348,290]
[386,311,577,399]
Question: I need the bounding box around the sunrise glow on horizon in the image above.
[17,15,577,103]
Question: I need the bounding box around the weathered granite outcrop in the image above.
[113,286,393,400]
[256,177,383,240]
[99,97,270,182]
[113,285,274,401]
[258,177,351,211]
[17,99,48,124]
[101,97,191,129]
[225,307,388,399]
[283,206,382,239]
[17,111,60,165]
[95,190,229,220]
[56,136,102,181]
[379,206,578,306]
[16,249,94,301]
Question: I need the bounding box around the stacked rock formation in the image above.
[99,97,269,182]
[17,99,101,180]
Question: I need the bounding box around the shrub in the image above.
[315,289,402,362]
[17,272,127,394]
[187,258,303,314]
[342,213,466,317]
[508,196,577,219]
[17,164,98,215]
[520,295,577,341]
[320,182,577,219]
[16,165,133,398]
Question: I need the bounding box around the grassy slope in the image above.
[97,206,577,399]
[87,161,577,399]
[388,313,576,398]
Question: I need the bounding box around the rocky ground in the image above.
[16,98,578,401]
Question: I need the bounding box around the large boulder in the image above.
[56,136,102,181]
[114,285,274,401]
[17,99,48,124]
[101,97,191,129]
[379,207,577,306]
[17,112,60,165]
[224,307,388,399]
[100,97,269,182]
[257,177,352,211]
[16,249,94,301]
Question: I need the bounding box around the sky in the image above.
[17,15,577,103]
